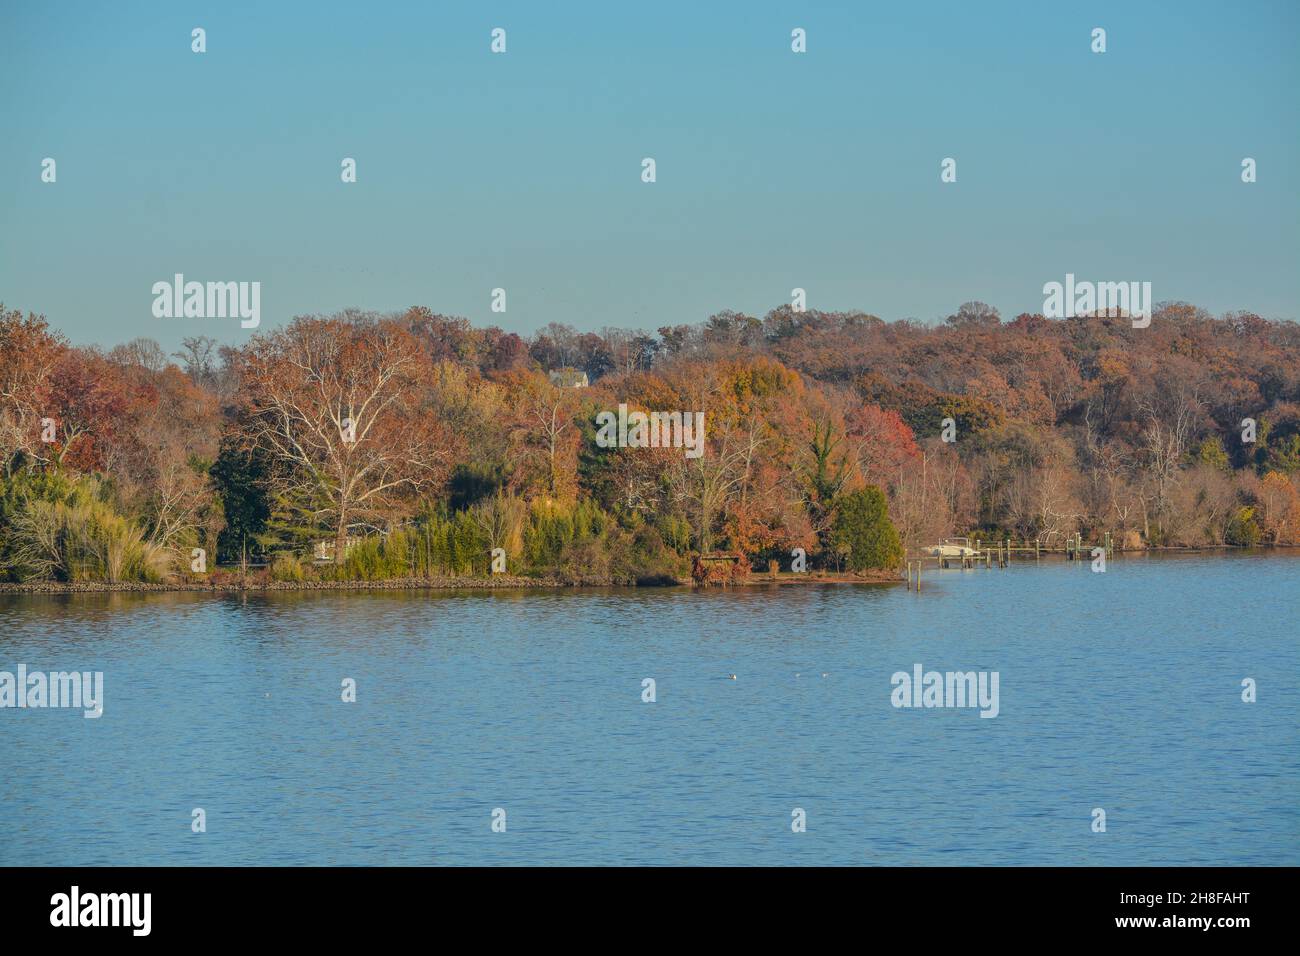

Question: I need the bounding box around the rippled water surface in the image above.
[1,552,1297,865]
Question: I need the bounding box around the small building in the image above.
[548,368,589,388]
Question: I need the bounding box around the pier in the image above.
[905,533,1115,590]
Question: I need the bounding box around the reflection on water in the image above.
[1,552,1297,865]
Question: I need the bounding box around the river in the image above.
[1,552,1296,865]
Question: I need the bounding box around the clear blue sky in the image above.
[2,0,1297,351]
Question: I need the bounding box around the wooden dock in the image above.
[905,533,1115,590]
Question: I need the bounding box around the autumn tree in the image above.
[0,307,66,469]
[239,314,455,558]
[510,373,581,499]
[45,349,136,471]
[119,366,224,555]
[845,403,921,492]
[1254,471,1299,544]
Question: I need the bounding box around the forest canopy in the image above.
[2,299,1298,585]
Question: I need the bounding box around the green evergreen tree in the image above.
[831,486,904,571]
[210,436,273,563]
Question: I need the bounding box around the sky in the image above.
[1,0,1298,352]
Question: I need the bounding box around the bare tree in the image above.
[0,308,66,468]
[1139,387,1204,536]
[664,415,761,552]
[173,336,220,387]
[520,380,576,497]
[239,315,454,559]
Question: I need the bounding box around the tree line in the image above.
[1,298,1297,584]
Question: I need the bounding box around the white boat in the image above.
[925,537,980,559]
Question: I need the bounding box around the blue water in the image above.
[1,552,1297,866]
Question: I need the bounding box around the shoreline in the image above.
[1,547,1292,595]
[0,570,902,595]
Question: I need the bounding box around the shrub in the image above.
[408,509,489,576]
[1,485,169,583]
[1225,506,1262,547]
[524,499,607,571]
[831,486,904,571]
[269,552,308,582]
[333,531,413,581]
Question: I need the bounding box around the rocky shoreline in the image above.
[0,575,569,594]
[0,570,903,594]
[3,548,1290,596]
